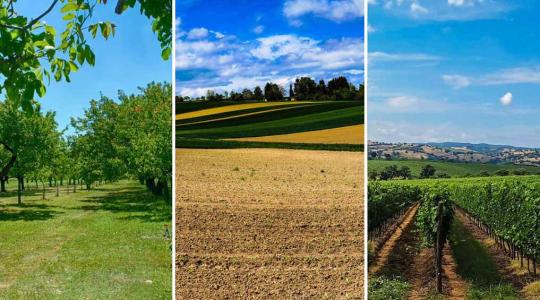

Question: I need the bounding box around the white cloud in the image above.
[442,74,470,89]
[373,0,510,21]
[176,29,363,97]
[367,24,376,33]
[251,35,319,60]
[410,2,428,14]
[187,27,209,39]
[283,0,364,24]
[212,31,225,39]
[370,51,441,62]
[482,67,540,85]
[370,95,451,113]
[500,92,512,106]
[445,67,540,88]
[448,0,465,6]
[253,25,265,34]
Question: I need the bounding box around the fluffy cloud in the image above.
[176,29,363,96]
[187,27,209,39]
[283,0,364,24]
[442,74,470,89]
[500,92,512,106]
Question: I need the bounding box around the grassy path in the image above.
[450,208,540,299]
[0,181,171,299]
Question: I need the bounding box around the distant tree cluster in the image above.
[176,76,364,104]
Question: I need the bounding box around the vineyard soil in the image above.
[176,148,364,299]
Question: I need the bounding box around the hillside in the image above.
[176,101,364,151]
[369,141,540,166]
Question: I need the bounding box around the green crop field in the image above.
[0,181,172,299]
[176,101,364,151]
[368,159,540,177]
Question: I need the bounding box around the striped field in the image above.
[176,101,364,151]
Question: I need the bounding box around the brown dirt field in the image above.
[227,125,364,145]
[176,148,364,299]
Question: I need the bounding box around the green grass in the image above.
[368,276,411,300]
[369,159,540,177]
[0,180,171,299]
[176,137,364,151]
[448,219,519,299]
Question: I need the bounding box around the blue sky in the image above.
[368,0,540,147]
[12,2,170,132]
[176,0,364,97]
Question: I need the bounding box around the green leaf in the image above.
[63,13,76,21]
[161,47,171,60]
[61,3,79,13]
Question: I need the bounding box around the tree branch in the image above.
[27,0,60,28]
[0,0,59,31]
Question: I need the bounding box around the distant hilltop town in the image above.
[368,141,540,166]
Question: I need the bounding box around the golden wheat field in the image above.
[176,148,364,299]
[228,124,364,145]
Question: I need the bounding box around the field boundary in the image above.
[176,138,364,152]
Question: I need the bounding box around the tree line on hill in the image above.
[370,164,536,180]
[176,76,364,103]
[0,82,172,204]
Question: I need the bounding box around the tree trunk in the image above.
[17,177,22,205]
[0,142,17,185]
[0,177,6,193]
[56,180,60,197]
[42,181,46,200]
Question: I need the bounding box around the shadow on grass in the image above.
[0,208,62,222]
[0,200,62,222]
[449,219,519,299]
[76,186,171,223]
[0,188,43,199]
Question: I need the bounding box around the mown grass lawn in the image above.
[0,180,172,299]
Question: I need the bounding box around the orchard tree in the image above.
[116,82,172,200]
[71,96,125,188]
[0,101,59,203]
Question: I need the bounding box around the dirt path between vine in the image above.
[369,203,419,275]
[440,244,467,299]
